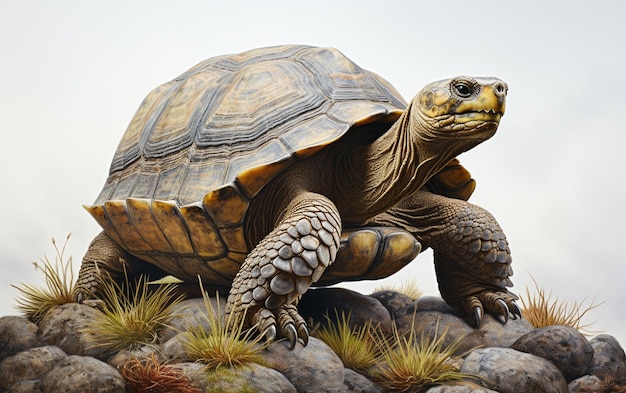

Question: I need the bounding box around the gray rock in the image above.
[160,297,224,343]
[39,355,125,393]
[585,334,626,384]
[511,325,593,381]
[341,368,382,393]
[176,362,211,392]
[36,303,107,359]
[425,383,499,393]
[396,297,533,355]
[6,379,42,393]
[262,337,345,393]
[0,316,41,360]
[567,375,602,393]
[0,346,66,390]
[407,296,464,315]
[460,347,568,393]
[161,331,193,362]
[106,344,159,369]
[369,290,414,319]
[299,288,393,334]
[205,363,297,393]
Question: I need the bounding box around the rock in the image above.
[0,345,66,390]
[425,383,499,393]
[369,290,414,319]
[5,379,42,393]
[39,355,126,393]
[299,288,393,334]
[567,375,602,393]
[37,303,107,359]
[176,362,211,392]
[341,368,382,393]
[262,337,345,393]
[0,316,41,360]
[160,297,224,343]
[205,363,297,393]
[585,334,626,384]
[396,297,533,355]
[106,345,159,369]
[511,325,593,381]
[460,347,568,393]
[409,296,464,315]
[161,332,193,362]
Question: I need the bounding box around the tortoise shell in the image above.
[86,45,408,286]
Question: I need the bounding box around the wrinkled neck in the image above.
[341,102,459,223]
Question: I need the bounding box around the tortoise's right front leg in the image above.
[226,192,341,349]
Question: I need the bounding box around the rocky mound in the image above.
[1,288,624,392]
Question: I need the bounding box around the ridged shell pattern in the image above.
[86,45,406,285]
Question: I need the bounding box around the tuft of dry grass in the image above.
[12,234,76,322]
[374,278,424,300]
[83,274,183,355]
[520,277,603,335]
[182,281,265,370]
[121,353,201,393]
[315,311,378,373]
[371,320,474,393]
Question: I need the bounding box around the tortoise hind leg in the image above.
[368,190,520,326]
[75,231,169,303]
[226,192,341,348]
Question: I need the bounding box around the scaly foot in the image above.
[252,304,309,349]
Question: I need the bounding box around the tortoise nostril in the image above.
[494,81,507,96]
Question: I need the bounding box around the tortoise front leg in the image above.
[226,192,341,348]
[369,190,521,326]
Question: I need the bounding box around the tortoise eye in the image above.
[453,82,473,98]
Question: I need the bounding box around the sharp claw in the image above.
[76,291,83,304]
[285,323,298,350]
[496,299,509,323]
[473,306,483,327]
[297,323,309,347]
[509,301,522,319]
[264,325,277,344]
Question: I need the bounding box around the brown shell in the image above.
[86,45,406,285]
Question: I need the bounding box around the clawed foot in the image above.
[461,291,521,327]
[253,304,309,349]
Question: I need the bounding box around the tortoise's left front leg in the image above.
[369,190,521,326]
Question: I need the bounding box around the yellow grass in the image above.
[371,320,474,393]
[83,274,183,355]
[182,281,265,370]
[316,311,378,373]
[520,277,603,335]
[373,278,424,300]
[12,234,76,322]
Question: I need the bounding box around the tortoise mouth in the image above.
[454,109,502,124]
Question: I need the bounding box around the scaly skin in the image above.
[369,190,520,326]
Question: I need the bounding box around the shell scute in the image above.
[202,185,250,227]
[150,200,194,254]
[103,200,152,252]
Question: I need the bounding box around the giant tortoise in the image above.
[76,45,518,347]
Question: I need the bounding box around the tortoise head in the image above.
[413,76,507,146]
